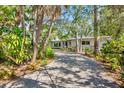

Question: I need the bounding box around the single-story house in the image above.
[50,36,111,50]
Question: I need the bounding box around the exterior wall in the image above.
[64,39,94,50]
[80,39,94,50]
[51,39,94,49]
[70,40,76,48]
[89,39,94,50]
[60,41,63,48]
[50,42,54,48]
[50,37,111,50]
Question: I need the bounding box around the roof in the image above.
[51,36,111,42]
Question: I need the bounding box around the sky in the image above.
[54,5,95,40]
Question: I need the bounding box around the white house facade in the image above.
[50,36,111,50]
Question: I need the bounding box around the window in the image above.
[59,42,61,47]
[65,41,68,47]
[82,41,85,45]
[82,41,90,45]
[86,41,90,45]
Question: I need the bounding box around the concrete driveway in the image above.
[1,50,119,88]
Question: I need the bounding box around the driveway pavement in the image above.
[1,50,119,88]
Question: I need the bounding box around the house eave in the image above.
[51,36,111,42]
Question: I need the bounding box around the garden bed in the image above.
[0,58,54,87]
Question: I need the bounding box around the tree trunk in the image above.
[80,29,83,53]
[80,37,83,53]
[76,31,79,53]
[42,14,55,50]
[31,41,38,63]
[20,5,26,49]
[15,7,21,26]
[42,18,55,51]
[43,21,54,51]
[93,5,98,56]
[31,6,44,63]
[42,7,57,54]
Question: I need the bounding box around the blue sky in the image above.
[59,5,93,23]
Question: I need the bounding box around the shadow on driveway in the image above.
[0,51,119,88]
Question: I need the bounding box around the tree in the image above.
[79,6,93,53]
[42,6,61,53]
[31,5,44,63]
[109,6,124,39]
[80,22,93,53]
[72,6,82,53]
[99,6,124,39]
[93,5,98,56]
[31,5,62,62]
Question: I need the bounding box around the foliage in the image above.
[61,47,76,52]
[26,63,38,70]
[0,67,14,79]
[67,47,76,52]
[0,6,16,27]
[37,45,43,59]
[84,48,93,55]
[26,60,42,70]
[99,6,124,38]
[45,46,54,58]
[0,27,31,64]
[42,58,49,65]
[3,61,15,67]
[100,35,124,70]
[121,72,124,79]
[61,47,67,51]
[0,5,124,85]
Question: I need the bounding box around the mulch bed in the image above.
[0,58,54,87]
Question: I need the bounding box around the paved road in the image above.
[1,50,119,88]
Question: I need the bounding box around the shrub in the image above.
[96,53,103,61]
[37,45,44,59]
[26,62,41,71]
[45,46,54,58]
[3,61,15,67]
[121,72,124,79]
[42,58,48,65]
[68,47,76,52]
[84,48,93,55]
[100,34,124,70]
[0,32,31,65]
[61,47,67,51]
[26,63,36,70]
[61,47,76,52]
[26,59,46,70]
[0,67,14,79]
